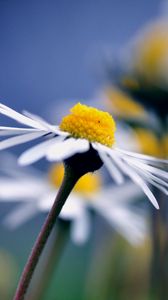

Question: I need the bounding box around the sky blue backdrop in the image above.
[0,0,163,115]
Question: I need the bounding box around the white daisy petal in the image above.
[23,110,54,128]
[127,159,168,190]
[0,152,44,178]
[125,157,168,180]
[93,143,124,184]
[92,191,147,245]
[47,138,89,161]
[18,136,64,165]
[112,156,159,209]
[115,147,168,165]
[3,203,39,229]
[70,209,91,245]
[99,205,147,245]
[97,145,160,208]
[38,192,87,224]
[0,179,46,200]
[94,182,143,205]
[139,172,168,195]
[59,195,84,220]
[0,103,47,130]
[0,127,41,136]
[51,127,70,136]
[0,131,45,151]
[22,111,66,135]
[37,191,57,211]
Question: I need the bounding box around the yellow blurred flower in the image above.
[105,87,146,120]
[162,134,168,157]
[131,19,168,87]
[49,163,101,196]
[134,128,168,158]
[134,129,161,157]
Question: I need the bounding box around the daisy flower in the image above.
[103,87,161,130]
[104,87,147,121]
[128,19,168,87]
[109,19,168,118]
[0,156,147,245]
[0,102,167,209]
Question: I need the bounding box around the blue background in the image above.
[0,0,162,114]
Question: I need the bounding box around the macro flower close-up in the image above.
[0,2,168,300]
[0,155,147,246]
[0,102,167,210]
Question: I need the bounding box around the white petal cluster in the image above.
[0,103,167,209]
[0,154,147,245]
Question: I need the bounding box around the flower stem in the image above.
[150,190,168,300]
[13,164,79,300]
[27,220,70,300]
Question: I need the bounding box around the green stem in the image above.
[13,165,79,300]
[27,220,70,300]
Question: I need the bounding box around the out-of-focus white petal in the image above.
[37,188,90,245]
[103,206,147,245]
[115,124,140,152]
[37,190,83,217]
[0,179,47,200]
[18,136,64,165]
[94,182,143,204]
[0,152,44,178]
[37,190,58,211]
[3,203,39,229]
[92,192,147,245]
[47,138,89,161]
[70,209,91,245]
[0,103,47,130]
[0,132,45,150]
[59,195,84,220]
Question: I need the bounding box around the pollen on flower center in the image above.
[49,164,101,195]
[59,103,116,147]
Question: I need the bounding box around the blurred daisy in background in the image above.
[100,16,168,298]
[0,153,147,246]
[103,87,148,122]
[104,18,168,119]
[126,19,168,88]
[101,85,167,158]
[0,102,167,209]
[102,87,161,130]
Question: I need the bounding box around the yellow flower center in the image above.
[49,163,101,195]
[59,103,116,147]
[106,88,145,119]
